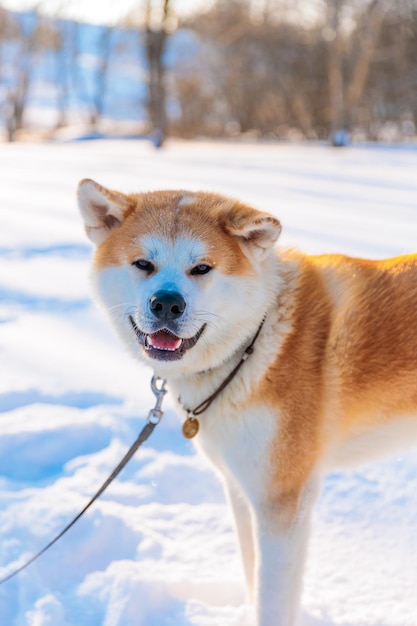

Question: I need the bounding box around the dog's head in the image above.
[78,180,281,377]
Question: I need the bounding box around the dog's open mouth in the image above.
[129,315,206,361]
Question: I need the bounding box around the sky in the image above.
[1,0,215,25]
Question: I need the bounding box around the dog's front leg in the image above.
[253,477,320,626]
[224,479,256,602]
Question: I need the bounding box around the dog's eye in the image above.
[190,264,212,276]
[132,259,155,273]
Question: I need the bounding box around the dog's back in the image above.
[311,253,417,466]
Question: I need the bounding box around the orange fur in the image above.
[253,251,417,524]
[93,190,273,276]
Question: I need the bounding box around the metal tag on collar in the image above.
[182,413,200,439]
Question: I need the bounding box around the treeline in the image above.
[0,6,149,142]
[1,0,417,143]
[173,0,417,143]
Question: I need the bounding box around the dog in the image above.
[78,179,417,626]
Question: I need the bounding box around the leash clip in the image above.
[147,376,167,425]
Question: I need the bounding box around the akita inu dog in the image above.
[78,179,417,626]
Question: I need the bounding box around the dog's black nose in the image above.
[150,290,186,320]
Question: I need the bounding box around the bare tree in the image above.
[326,0,345,143]
[324,0,388,145]
[0,9,60,141]
[365,1,417,138]
[123,0,174,143]
[144,0,172,145]
[89,25,113,128]
[176,0,328,139]
[0,9,20,140]
[62,21,115,131]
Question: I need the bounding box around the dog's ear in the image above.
[77,179,133,245]
[224,204,281,261]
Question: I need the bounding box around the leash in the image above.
[0,317,265,583]
[181,317,266,438]
[0,376,167,586]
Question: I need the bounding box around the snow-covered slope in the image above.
[1,140,417,626]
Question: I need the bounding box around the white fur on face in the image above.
[92,235,274,376]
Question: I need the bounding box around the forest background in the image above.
[1,0,416,146]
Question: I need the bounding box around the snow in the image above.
[1,139,417,626]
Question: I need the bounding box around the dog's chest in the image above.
[175,384,279,500]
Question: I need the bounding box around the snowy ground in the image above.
[1,139,417,626]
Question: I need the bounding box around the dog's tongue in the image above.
[149,330,182,351]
